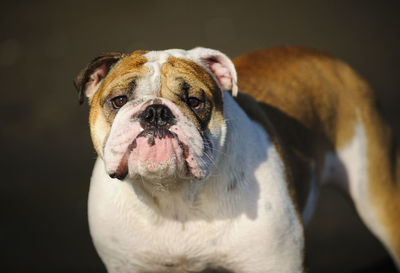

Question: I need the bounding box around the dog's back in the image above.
[233,46,400,267]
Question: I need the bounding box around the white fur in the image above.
[88,93,304,273]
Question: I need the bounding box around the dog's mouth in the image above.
[109,127,189,180]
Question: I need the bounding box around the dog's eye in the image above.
[187,97,203,110]
[111,95,128,109]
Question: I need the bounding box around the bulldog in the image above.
[74,46,400,273]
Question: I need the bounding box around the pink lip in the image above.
[110,128,188,180]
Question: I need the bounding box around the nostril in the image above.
[144,107,155,123]
[161,107,171,121]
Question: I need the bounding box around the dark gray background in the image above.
[1,0,399,272]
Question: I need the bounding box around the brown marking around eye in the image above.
[162,57,223,109]
[159,57,224,132]
[88,50,149,156]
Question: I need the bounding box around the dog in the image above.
[74,46,400,273]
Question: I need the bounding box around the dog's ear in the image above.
[188,47,238,97]
[74,52,124,104]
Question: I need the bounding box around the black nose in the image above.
[139,104,175,128]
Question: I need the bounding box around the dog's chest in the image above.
[90,201,235,272]
[88,161,238,272]
[98,222,230,272]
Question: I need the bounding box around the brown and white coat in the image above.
[75,46,400,273]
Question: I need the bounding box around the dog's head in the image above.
[75,48,237,188]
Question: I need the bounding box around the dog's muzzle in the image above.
[104,99,210,182]
[108,103,187,180]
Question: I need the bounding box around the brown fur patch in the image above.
[89,50,148,156]
[161,57,222,107]
[234,46,400,262]
[160,56,224,131]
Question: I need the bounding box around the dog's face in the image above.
[75,48,237,188]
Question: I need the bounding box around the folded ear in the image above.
[74,52,124,104]
[188,47,238,97]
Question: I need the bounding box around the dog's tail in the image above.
[358,110,400,269]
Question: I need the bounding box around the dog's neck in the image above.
[126,94,269,222]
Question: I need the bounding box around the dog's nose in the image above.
[139,104,175,128]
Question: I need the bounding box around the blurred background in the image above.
[1,0,399,272]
